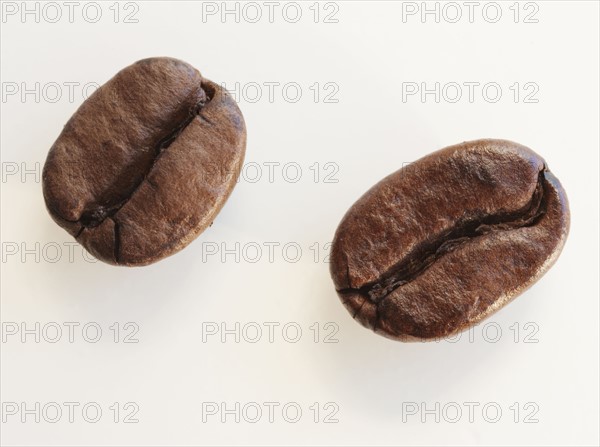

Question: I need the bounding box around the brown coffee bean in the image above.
[330,139,569,341]
[42,57,246,266]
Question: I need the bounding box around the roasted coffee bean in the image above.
[43,58,246,266]
[330,139,569,341]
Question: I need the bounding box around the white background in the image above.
[1,1,599,446]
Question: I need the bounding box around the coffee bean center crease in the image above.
[338,169,548,304]
[77,85,211,232]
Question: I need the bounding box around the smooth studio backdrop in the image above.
[1,1,599,446]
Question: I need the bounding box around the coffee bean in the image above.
[330,139,569,341]
[42,58,246,266]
